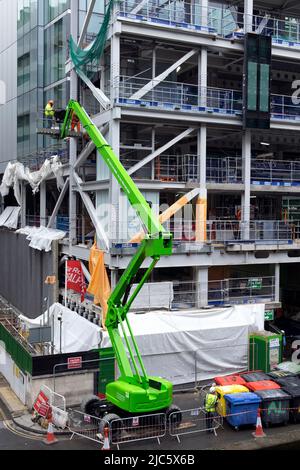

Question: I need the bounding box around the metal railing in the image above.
[68,408,103,444]
[208,157,300,186]
[116,77,300,120]
[115,218,295,244]
[121,155,300,186]
[121,154,198,182]
[207,156,243,184]
[251,159,300,186]
[18,144,69,170]
[172,276,275,309]
[169,407,222,442]
[206,219,294,243]
[116,1,300,45]
[110,413,167,448]
[116,76,243,114]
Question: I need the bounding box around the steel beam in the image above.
[130,49,197,101]
[78,0,97,48]
[47,178,70,229]
[128,128,194,176]
[74,171,110,251]
[77,68,110,110]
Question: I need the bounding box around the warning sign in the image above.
[67,357,82,370]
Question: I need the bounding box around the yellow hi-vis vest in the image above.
[45,103,54,117]
[205,393,217,413]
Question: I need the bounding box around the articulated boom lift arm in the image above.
[62,101,173,412]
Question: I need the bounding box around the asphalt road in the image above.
[0,391,299,451]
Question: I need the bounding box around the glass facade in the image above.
[44,15,70,87]
[17,0,72,160]
[44,0,70,23]
[17,0,106,160]
[17,0,44,158]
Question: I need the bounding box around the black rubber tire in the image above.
[99,413,122,442]
[166,404,182,427]
[81,395,102,416]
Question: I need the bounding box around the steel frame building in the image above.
[4,0,300,315]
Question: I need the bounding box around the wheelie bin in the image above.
[224,393,261,430]
[241,372,270,382]
[214,375,247,386]
[254,389,290,427]
[246,380,281,392]
[279,385,300,423]
[273,376,300,388]
[215,385,249,417]
[268,370,296,380]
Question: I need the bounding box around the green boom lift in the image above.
[62,101,179,424]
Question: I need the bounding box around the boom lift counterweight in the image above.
[62,101,176,419]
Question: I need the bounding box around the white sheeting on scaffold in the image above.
[16,226,66,252]
[19,303,102,353]
[19,302,264,383]
[0,156,64,205]
[0,206,20,229]
[103,303,265,384]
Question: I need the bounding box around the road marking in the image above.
[3,420,45,441]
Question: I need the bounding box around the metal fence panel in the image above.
[68,409,103,444]
[169,407,223,443]
[109,413,167,447]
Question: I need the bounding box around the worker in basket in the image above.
[204,386,218,433]
[45,100,55,129]
[71,111,81,133]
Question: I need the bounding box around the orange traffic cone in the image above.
[44,418,58,445]
[252,408,266,438]
[101,426,110,450]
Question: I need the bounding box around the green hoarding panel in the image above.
[98,347,115,395]
[0,323,32,375]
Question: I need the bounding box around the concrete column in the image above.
[194,267,208,308]
[20,182,26,228]
[40,181,47,227]
[242,129,251,240]
[244,0,253,33]
[109,31,121,243]
[275,263,280,303]
[201,0,208,28]
[69,0,79,247]
[198,47,207,107]
[111,269,118,289]
[196,125,207,242]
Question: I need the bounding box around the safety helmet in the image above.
[209,386,216,393]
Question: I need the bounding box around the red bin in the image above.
[246,380,281,392]
[214,375,247,386]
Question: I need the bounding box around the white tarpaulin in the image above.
[19,302,264,384]
[0,206,20,229]
[16,226,66,252]
[19,303,102,353]
[101,303,265,384]
[0,156,64,205]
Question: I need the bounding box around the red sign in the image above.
[66,260,86,301]
[33,390,50,416]
[68,356,82,370]
[38,402,51,418]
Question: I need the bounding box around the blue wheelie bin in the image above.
[224,393,261,430]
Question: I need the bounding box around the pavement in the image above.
[1,378,300,450]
